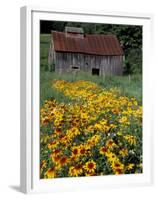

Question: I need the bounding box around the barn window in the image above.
[71,66,79,70]
[92,68,100,76]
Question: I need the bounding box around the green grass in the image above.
[40,70,142,106]
[40,71,71,106]
[40,34,51,71]
[40,34,142,106]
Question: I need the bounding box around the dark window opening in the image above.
[63,54,67,61]
[72,66,79,69]
[92,68,99,76]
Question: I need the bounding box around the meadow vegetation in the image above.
[40,33,142,179]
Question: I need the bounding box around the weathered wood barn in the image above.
[48,27,124,76]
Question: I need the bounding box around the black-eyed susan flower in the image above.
[59,156,69,167]
[54,128,62,135]
[40,80,142,178]
[79,144,87,155]
[111,161,124,175]
[44,167,56,178]
[74,165,83,176]
[119,148,128,157]
[119,116,130,125]
[106,139,117,149]
[69,166,76,177]
[106,152,119,164]
[85,172,96,176]
[87,135,100,148]
[100,146,108,155]
[124,135,137,145]
[84,160,97,173]
[126,163,135,170]
[71,146,80,157]
[51,154,61,164]
[48,140,59,150]
[67,127,80,137]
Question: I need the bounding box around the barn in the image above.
[48,27,124,76]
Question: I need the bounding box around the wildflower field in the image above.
[40,76,142,179]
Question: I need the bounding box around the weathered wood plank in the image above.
[49,51,123,76]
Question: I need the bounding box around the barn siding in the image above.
[53,52,123,75]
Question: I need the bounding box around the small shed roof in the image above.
[52,31,124,56]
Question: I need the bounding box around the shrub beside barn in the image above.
[48,27,124,76]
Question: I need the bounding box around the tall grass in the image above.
[40,34,51,71]
[40,70,142,106]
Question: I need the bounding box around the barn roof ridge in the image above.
[51,30,124,56]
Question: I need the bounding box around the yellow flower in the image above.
[58,156,69,167]
[117,131,123,136]
[119,148,128,157]
[69,165,83,177]
[71,146,80,157]
[106,139,117,149]
[51,154,61,164]
[111,161,124,174]
[111,107,119,114]
[94,123,102,129]
[100,146,108,155]
[41,79,142,178]
[110,124,117,129]
[44,167,56,178]
[119,116,130,125]
[67,127,80,137]
[60,135,70,145]
[86,125,94,133]
[137,163,143,169]
[87,135,100,147]
[40,160,47,173]
[124,135,137,145]
[106,152,119,163]
[47,140,59,150]
[85,172,96,176]
[84,160,97,173]
[79,145,87,155]
[80,112,88,119]
[126,163,134,170]
[69,167,76,177]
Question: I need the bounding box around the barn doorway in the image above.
[92,68,100,76]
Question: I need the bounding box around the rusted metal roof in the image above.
[52,31,124,56]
